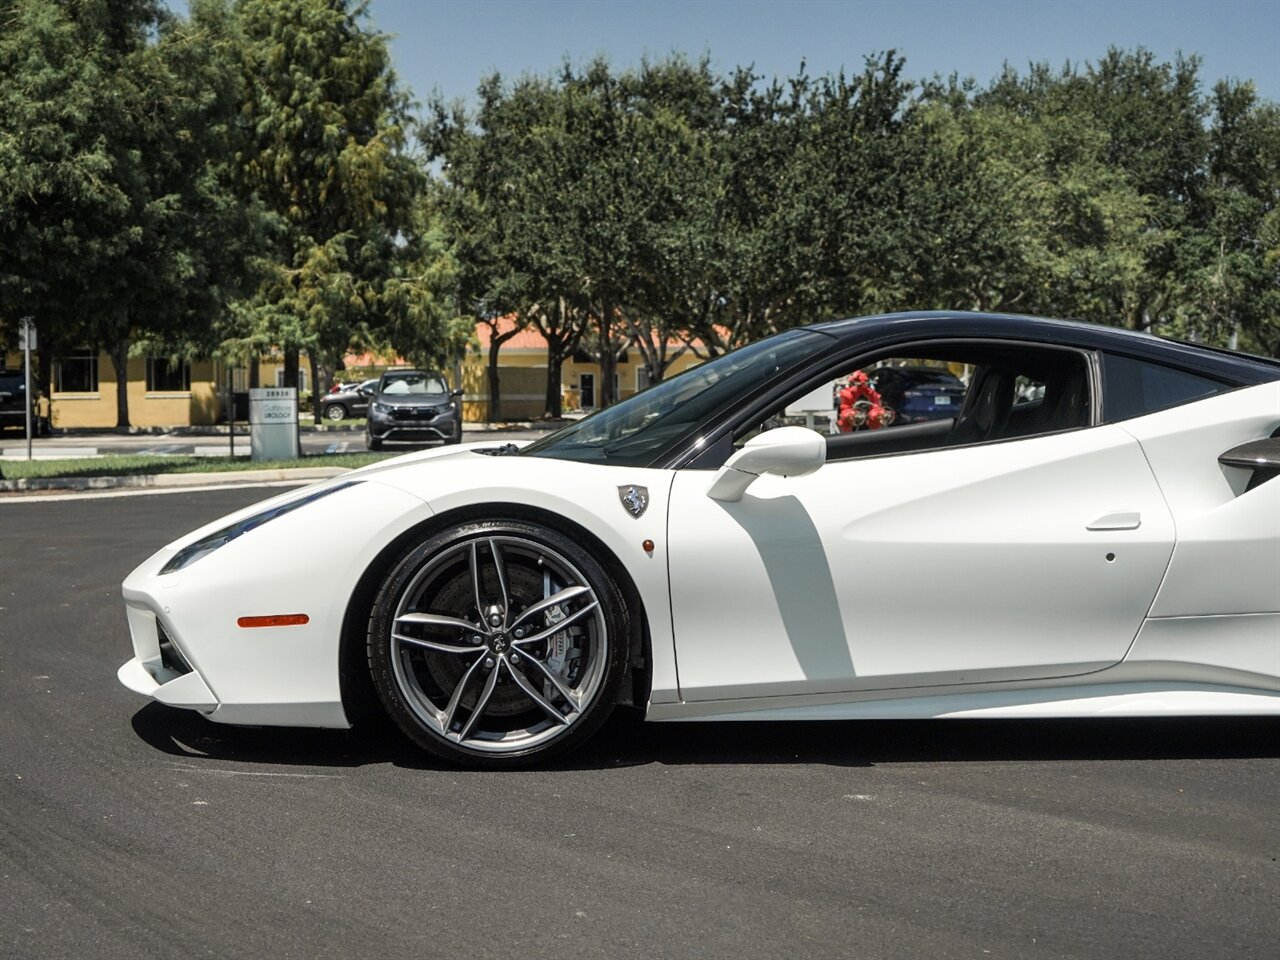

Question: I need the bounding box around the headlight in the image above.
[160,481,363,573]
[372,401,391,415]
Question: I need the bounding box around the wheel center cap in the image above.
[488,634,509,654]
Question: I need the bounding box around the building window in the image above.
[53,350,99,393]
[146,358,190,392]
[636,367,652,393]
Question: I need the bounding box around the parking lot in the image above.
[2,486,1277,959]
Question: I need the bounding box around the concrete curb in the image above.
[0,467,347,494]
[41,420,571,437]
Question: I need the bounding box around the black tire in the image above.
[367,519,628,768]
[323,403,347,422]
[367,436,383,451]
[446,429,462,445]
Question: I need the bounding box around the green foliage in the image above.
[227,0,445,410]
[0,0,258,426]
[5,14,1279,440]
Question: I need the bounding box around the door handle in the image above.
[1087,512,1141,531]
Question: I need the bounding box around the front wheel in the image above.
[367,436,383,451]
[367,520,628,767]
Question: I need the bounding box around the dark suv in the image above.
[365,369,463,450]
[0,372,33,433]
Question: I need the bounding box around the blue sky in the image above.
[367,0,1280,107]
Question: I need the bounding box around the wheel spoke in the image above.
[397,611,483,634]
[489,539,510,622]
[456,659,502,742]
[507,660,572,726]
[441,655,486,734]
[393,632,483,655]
[509,585,592,630]
[517,652,581,709]
[469,541,484,620]
[513,601,599,646]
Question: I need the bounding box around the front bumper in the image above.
[367,406,460,444]
[118,603,218,712]
[118,478,435,729]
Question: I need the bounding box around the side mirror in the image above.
[450,388,464,398]
[707,426,826,502]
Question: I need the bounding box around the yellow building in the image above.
[463,317,706,421]
[2,349,225,429]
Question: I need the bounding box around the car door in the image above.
[666,423,1175,702]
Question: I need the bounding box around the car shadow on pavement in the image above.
[130,702,1280,772]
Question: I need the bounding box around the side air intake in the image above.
[1219,430,1280,492]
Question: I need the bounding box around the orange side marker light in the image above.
[237,614,310,628]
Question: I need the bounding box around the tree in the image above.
[1178,82,1280,354]
[230,0,423,414]
[979,49,1210,332]
[0,0,256,427]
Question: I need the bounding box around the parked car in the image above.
[320,379,378,421]
[118,311,1280,768]
[871,364,968,423]
[365,369,463,449]
[0,371,37,433]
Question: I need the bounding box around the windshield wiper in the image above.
[478,442,521,457]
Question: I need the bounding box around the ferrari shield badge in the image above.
[617,484,649,519]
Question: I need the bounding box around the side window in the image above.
[1102,354,1227,422]
[736,343,1094,462]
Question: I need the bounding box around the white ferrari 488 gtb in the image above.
[119,313,1280,767]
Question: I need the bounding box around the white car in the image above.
[118,312,1280,767]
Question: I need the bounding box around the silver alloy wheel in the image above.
[388,535,609,754]
[324,404,346,421]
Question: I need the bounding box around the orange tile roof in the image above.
[474,313,719,352]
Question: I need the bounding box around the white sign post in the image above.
[19,317,35,460]
[249,387,300,461]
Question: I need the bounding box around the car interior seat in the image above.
[950,367,1015,445]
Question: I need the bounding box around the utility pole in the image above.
[225,361,235,458]
[19,317,35,461]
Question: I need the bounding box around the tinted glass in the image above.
[1103,354,1227,421]
[522,329,831,466]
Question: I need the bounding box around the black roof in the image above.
[812,311,1280,385]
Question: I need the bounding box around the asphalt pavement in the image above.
[2,488,1278,959]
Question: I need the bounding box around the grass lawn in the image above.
[1,451,395,480]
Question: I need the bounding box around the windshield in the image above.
[521,329,831,466]
[381,373,448,395]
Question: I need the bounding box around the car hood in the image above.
[343,439,673,518]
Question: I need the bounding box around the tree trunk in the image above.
[487,331,502,422]
[598,293,616,408]
[111,338,131,430]
[249,357,260,389]
[546,344,563,419]
[309,353,325,420]
[283,348,300,391]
